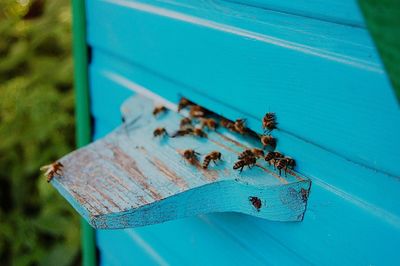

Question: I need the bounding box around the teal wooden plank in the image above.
[86,0,400,178]
[51,94,310,229]
[89,70,400,265]
[98,229,171,266]
[227,0,365,27]
[89,52,400,219]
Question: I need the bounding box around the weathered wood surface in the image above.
[52,95,310,229]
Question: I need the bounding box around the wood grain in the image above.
[52,95,310,229]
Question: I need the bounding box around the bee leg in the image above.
[239,166,244,173]
[278,168,282,176]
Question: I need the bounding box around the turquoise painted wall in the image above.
[87,0,400,264]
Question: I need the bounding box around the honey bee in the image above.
[260,135,277,149]
[263,112,275,123]
[249,196,262,211]
[275,157,296,175]
[233,156,257,173]
[40,162,64,182]
[300,188,309,203]
[200,118,217,130]
[220,119,235,132]
[264,121,277,132]
[238,148,264,160]
[182,149,200,165]
[202,151,222,169]
[179,117,193,129]
[262,112,277,132]
[177,97,191,112]
[153,105,167,116]
[189,105,206,117]
[233,118,247,134]
[193,127,207,138]
[171,128,193,138]
[153,127,168,137]
[264,151,284,166]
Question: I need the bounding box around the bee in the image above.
[264,151,284,166]
[171,128,193,138]
[264,121,277,132]
[177,97,191,112]
[233,156,257,173]
[40,162,64,182]
[182,149,200,165]
[179,117,193,129]
[200,118,217,130]
[202,151,222,169]
[238,148,264,160]
[263,112,275,124]
[300,188,309,203]
[275,157,296,175]
[220,119,235,132]
[262,112,277,132]
[249,196,262,211]
[193,127,207,138]
[153,105,167,116]
[189,105,206,117]
[233,118,247,134]
[260,135,277,149]
[153,127,168,137]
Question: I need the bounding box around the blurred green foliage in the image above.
[0,0,80,265]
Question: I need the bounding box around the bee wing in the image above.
[40,164,51,171]
[45,169,53,176]
[170,131,180,138]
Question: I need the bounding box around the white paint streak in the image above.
[103,70,177,111]
[125,229,170,266]
[103,0,382,73]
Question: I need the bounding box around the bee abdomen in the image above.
[264,152,275,162]
[276,159,286,170]
[202,156,211,169]
[233,160,245,170]
[238,150,253,160]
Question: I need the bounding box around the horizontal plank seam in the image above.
[311,177,400,229]
[103,0,381,72]
[103,70,399,180]
[225,0,365,29]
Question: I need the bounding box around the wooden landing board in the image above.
[51,95,311,229]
